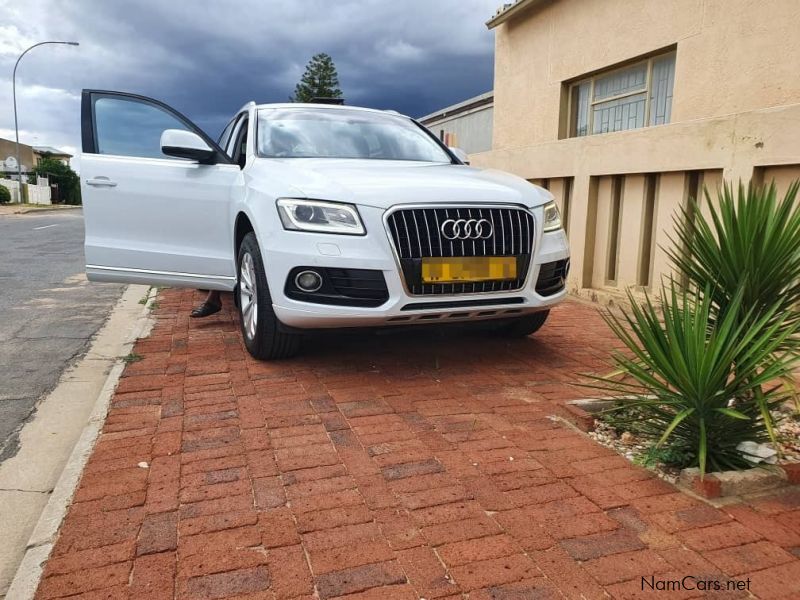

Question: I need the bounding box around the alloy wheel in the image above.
[239,252,258,340]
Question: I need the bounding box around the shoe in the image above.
[190,301,222,318]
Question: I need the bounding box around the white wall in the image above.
[0,179,51,204]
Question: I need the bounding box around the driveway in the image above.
[34,289,800,599]
[0,209,124,461]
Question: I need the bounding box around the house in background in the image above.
[33,146,73,166]
[0,138,72,203]
[419,91,493,155]
[0,138,73,177]
[471,0,800,302]
[0,138,36,178]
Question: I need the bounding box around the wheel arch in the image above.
[234,212,255,258]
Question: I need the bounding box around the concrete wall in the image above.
[422,105,494,155]
[0,179,52,204]
[476,0,800,301]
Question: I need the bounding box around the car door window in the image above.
[232,118,249,168]
[93,96,193,160]
[217,117,237,152]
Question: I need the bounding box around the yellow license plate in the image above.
[421,257,517,284]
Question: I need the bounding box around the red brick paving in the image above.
[34,290,800,599]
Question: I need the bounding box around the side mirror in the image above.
[449,147,470,165]
[161,129,216,163]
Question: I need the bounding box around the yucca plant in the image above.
[594,283,798,476]
[668,181,800,339]
[668,181,800,441]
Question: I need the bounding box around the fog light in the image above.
[295,270,322,292]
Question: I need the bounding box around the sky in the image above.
[0,0,499,167]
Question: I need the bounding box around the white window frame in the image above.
[568,51,676,138]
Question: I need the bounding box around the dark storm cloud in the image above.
[1,0,497,152]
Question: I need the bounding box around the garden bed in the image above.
[577,398,800,499]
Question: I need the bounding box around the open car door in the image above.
[81,90,241,290]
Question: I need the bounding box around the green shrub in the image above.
[596,283,798,476]
[668,181,800,441]
[0,184,10,204]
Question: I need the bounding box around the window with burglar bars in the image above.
[568,51,676,138]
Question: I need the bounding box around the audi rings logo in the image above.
[440,218,493,240]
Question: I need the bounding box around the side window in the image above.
[232,118,249,168]
[217,117,237,152]
[93,96,190,159]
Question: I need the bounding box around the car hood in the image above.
[249,159,552,210]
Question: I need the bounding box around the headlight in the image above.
[542,200,562,232]
[277,199,365,235]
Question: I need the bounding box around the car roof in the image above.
[239,102,410,119]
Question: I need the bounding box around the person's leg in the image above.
[191,290,222,318]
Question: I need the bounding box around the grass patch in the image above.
[122,352,143,364]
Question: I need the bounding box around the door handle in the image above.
[86,177,117,187]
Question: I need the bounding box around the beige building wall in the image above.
[475,0,800,301]
[0,138,36,174]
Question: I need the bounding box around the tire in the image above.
[495,310,550,338]
[237,232,301,359]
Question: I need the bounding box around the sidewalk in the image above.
[32,289,800,599]
[0,204,81,216]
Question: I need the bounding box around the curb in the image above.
[14,206,82,215]
[5,286,157,600]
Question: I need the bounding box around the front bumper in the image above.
[260,204,570,329]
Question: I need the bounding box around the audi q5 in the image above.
[80,90,570,359]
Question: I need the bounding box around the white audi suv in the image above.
[80,90,570,359]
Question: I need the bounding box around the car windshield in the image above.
[257,107,452,162]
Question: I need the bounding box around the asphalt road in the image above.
[0,209,124,462]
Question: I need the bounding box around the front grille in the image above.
[535,259,569,296]
[386,206,535,295]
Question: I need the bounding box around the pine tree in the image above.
[292,53,343,103]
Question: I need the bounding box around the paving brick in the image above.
[742,559,800,598]
[309,538,395,574]
[45,541,135,576]
[130,551,175,599]
[583,548,672,585]
[544,511,620,540]
[177,545,267,579]
[448,554,539,591]
[396,545,459,598]
[37,562,131,598]
[705,541,795,576]
[291,488,363,514]
[411,500,483,527]
[559,529,647,560]
[421,515,503,546]
[649,504,732,533]
[381,458,444,481]
[529,546,608,600]
[253,476,287,509]
[437,534,518,567]
[302,522,382,552]
[179,526,262,559]
[183,565,270,599]
[724,504,800,548]
[178,509,258,537]
[315,561,407,599]
[375,507,427,550]
[295,504,374,533]
[137,510,178,555]
[678,521,763,551]
[259,506,302,548]
[267,544,314,599]
[328,584,418,600]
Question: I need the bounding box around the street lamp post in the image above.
[12,41,79,201]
